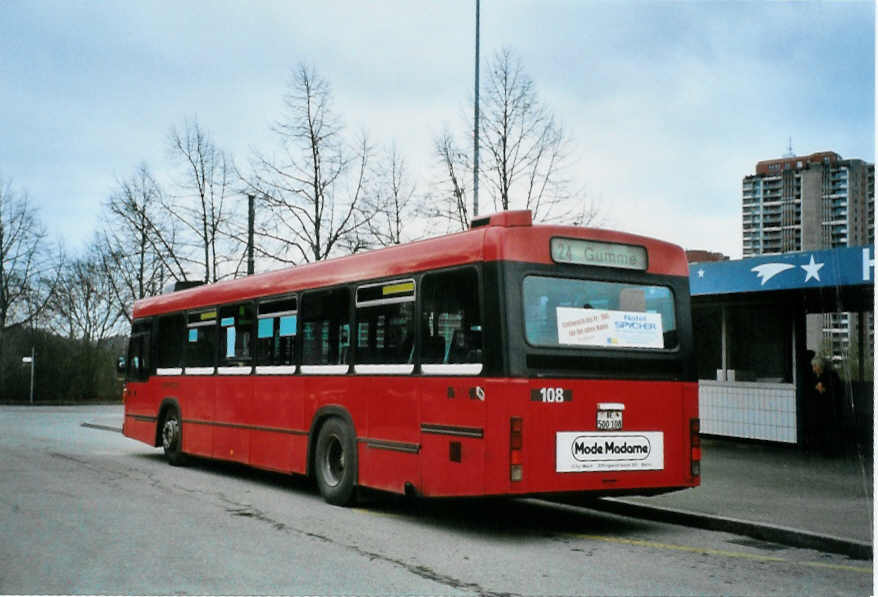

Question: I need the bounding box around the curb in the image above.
[585,497,872,561]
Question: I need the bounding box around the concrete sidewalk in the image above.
[595,438,874,559]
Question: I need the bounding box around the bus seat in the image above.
[619,288,646,312]
[449,329,482,363]
[422,335,446,363]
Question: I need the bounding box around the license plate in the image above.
[597,410,623,431]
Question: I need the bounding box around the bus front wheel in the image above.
[161,407,187,467]
[314,417,357,506]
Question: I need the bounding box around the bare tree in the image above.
[52,244,124,345]
[50,243,125,400]
[0,177,61,392]
[434,48,596,226]
[427,128,472,233]
[366,142,419,246]
[481,48,564,215]
[243,64,373,264]
[100,164,185,323]
[168,118,240,282]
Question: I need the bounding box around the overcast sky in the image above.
[1,0,874,260]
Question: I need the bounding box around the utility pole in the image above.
[247,194,255,275]
[473,0,480,218]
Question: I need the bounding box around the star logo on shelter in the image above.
[800,255,824,283]
[751,263,795,286]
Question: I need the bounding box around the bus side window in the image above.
[421,268,482,365]
[301,288,351,366]
[157,313,185,373]
[355,279,415,366]
[220,303,254,368]
[127,319,151,382]
[184,309,218,371]
[256,296,297,367]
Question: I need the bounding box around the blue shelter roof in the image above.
[690,246,874,296]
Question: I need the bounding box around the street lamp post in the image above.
[22,346,34,405]
[473,0,480,218]
[247,193,255,276]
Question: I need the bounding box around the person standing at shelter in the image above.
[811,356,842,456]
[802,349,819,452]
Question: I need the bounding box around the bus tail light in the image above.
[510,417,523,482]
[690,418,701,477]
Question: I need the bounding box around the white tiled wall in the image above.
[698,381,797,443]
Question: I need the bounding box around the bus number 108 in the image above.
[531,387,572,403]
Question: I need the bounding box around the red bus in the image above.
[121,210,700,505]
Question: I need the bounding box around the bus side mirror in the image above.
[116,356,127,377]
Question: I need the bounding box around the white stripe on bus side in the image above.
[421,363,483,376]
[184,367,215,375]
[300,365,350,375]
[353,364,415,375]
[254,365,297,375]
[217,366,253,375]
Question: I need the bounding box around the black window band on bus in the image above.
[255,295,298,374]
[156,313,185,375]
[354,279,416,374]
[420,268,484,376]
[259,296,298,317]
[300,287,351,375]
[218,303,254,375]
[126,319,153,382]
[184,308,218,374]
[355,279,416,307]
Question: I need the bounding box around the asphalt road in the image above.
[0,405,871,595]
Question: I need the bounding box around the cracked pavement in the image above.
[1,405,870,596]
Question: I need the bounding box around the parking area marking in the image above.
[572,533,872,574]
[81,422,123,433]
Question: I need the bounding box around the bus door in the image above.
[418,267,487,497]
[182,309,217,458]
[213,304,255,464]
[251,297,305,473]
[353,280,420,493]
[121,320,153,442]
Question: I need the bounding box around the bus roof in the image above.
[132,211,688,319]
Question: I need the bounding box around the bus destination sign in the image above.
[551,238,647,271]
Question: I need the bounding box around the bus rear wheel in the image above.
[161,407,187,466]
[314,417,357,506]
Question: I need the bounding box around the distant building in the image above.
[741,150,874,371]
[686,249,729,263]
[743,151,874,255]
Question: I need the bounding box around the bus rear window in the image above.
[523,276,677,349]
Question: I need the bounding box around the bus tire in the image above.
[160,407,187,467]
[314,417,357,506]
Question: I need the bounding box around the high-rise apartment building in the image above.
[742,150,874,370]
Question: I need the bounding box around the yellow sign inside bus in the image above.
[382,281,415,296]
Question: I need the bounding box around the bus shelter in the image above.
[689,245,874,447]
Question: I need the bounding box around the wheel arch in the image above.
[154,397,182,448]
[306,405,357,480]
